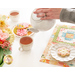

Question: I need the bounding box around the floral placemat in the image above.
[40,24,75,67]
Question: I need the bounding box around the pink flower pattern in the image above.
[56,37,62,41]
[19,23,29,28]
[23,23,29,28]
[60,28,65,31]
[17,29,27,36]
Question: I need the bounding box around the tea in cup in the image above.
[10,10,19,22]
[19,36,33,51]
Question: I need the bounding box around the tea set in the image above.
[9,9,75,62]
[10,9,55,51]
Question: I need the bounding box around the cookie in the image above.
[57,47,70,57]
[16,29,27,36]
[13,23,33,36]
[15,23,29,29]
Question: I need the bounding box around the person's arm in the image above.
[60,8,75,23]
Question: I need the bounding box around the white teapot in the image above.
[28,11,56,33]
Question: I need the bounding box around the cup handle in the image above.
[19,47,23,52]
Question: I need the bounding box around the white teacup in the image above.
[9,10,20,22]
[19,36,33,51]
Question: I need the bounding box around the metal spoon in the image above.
[27,28,39,33]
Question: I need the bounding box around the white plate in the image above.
[50,43,75,62]
[12,25,34,38]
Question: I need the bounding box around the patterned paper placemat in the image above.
[40,24,75,67]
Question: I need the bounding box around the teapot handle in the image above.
[27,28,39,33]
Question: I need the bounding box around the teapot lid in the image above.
[31,13,42,22]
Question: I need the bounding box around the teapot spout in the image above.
[27,28,39,33]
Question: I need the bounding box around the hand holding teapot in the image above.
[28,9,56,33]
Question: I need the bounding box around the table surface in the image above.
[1,8,75,67]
